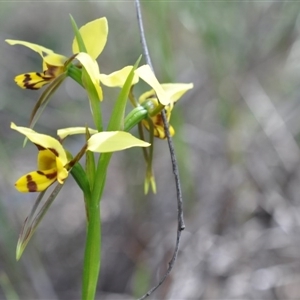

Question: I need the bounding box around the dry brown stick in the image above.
[134,0,185,299]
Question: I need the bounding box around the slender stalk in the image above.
[138,122,149,162]
[80,43,152,300]
[81,107,147,298]
[82,153,111,300]
[82,198,101,300]
[134,0,185,298]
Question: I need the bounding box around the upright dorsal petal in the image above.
[72,18,108,59]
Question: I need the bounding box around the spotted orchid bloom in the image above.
[11,123,70,192]
[135,65,193,138]
[6,18,107,100]
[12,123,150,193]
[98,64,193,138]
[136,65,193,139]
[138,82,194,139]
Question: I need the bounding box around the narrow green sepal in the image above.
[107,56,142,131]
[69,14,87,53]
[16,183,64,260]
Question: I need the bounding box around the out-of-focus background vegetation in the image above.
[1,1,300,299]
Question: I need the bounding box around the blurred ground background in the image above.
[1,0,300,299]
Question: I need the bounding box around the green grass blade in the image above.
[107,56,141,131]
[69,14,87,53]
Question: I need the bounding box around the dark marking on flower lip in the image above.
[49,148,59,157]
[26,174,37,192]
[20,72,53,90]
[154,114,163,126]
[23,74,40,90]
[37,170,57,180]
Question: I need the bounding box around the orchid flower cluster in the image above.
[8,16,193,299]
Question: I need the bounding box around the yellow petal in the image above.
[5,39,54,57]
[72,18,108,59]
[76,52,103,100]
[37,150,68,184]
[57,127,98,139]
[87,131,150,153]
[37,149,57,170]
[56,157,68,184]
[5,39,66,71]
[135,65,169,105]
[11,123,68,165]
[161,83,194,103]
[43,53,67,67]
[99,66,139,88]
[15,169,57,192]
[139,83,194,105]
[15,72,54,90]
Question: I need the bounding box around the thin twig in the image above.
[134,0,185,298]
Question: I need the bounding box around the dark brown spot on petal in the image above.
[26,174,37,192]
[22,74,39,90]
[45,65,64,77]
[154,114,163,126]
[49,148,59,157]
[21,72,53,90]
[37,170,57,180]
[146,92,155,99]
[35,144,46,151]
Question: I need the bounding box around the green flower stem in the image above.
[81,152,110,300]
[138,122,149,162]
[70,163,91,199]
[82,198,101,300]
[82,61,146,299]
[93,153,112,204]
[67,65,84,87]
[81,105,149,298]
[128,88,138,107]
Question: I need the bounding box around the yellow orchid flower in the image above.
[12,121,150,193]
[98,64,169,104]
[11,123,70,192]
[6,18,108,96]
[99,64,193,138]
[139,83,193,139]
[141,100,174,139]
